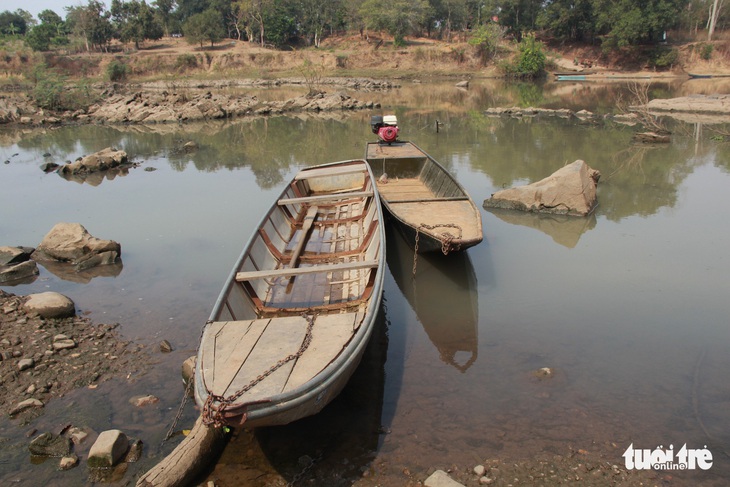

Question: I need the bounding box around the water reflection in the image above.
[484,208,597,248]
[386,226,479,372]
[35,259,123,284]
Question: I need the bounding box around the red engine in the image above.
[370,115,399,143]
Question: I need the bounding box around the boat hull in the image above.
[194,159,385,429]
[365,141,482,254]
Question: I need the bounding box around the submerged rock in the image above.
[88,429,129,468]
[483,160,600,216]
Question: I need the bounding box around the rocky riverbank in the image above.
[0,290,148,420]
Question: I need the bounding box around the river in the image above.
[1,78,730,486]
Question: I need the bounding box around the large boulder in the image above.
[483,160,600,216]
[23,292,76,318]
[58,147,128,175]
[32,223,121,270]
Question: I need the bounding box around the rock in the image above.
[58,147,128,175]
[18,358,35,371]
[53,338,77,351]
[59,454,79,470]
[0,260,39,284]
[23,292,75,319]
[10,398,44,416]
[483,160,600,216]
[473,464,486,476]
[40,162,60,173]
[159,339,173,353]
[88,429,129,468]
[634,132,670,143]
[130,395,159,407]
[182,355,196,386]
[0,246,33,266]
[183,141,198,153]
[455,80,469,88]
[28,432,71,457]
[32,222,121,269]
[424,470,465,487]
[69,427,89,445]
[479,476,495,485]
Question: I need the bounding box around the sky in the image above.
[7,0,85,18]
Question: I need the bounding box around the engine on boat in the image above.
[370,115,399,143]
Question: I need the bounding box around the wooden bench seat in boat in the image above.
[235,259,379,281]
[294,164,368,180]
[278,191,373,206]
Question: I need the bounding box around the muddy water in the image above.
[1,79,730,486]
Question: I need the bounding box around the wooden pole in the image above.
[136,416,227,487]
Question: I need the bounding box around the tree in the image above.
[498,0,542,41]
[0,10,29,36]
[26,9,67,51]
[537,0,596,42]
[183,8,225,47]
[593,0,685,48]
[360,0,429,46]
[66,1,114,52]
[111,0,164,49]
[707,0,725,40]
[153,0,176,36]
[298,0,342,47]
[234,0,273,46]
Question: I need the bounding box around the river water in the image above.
[1,78,730,486]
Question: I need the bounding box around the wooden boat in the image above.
[365,141,483,253]
[193,159,385,429]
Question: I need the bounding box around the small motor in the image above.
[370,115,399,143]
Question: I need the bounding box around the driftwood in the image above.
[136,416,227,487]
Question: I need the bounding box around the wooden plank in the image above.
[224,315,310,399]
[288,206,318,269]
[211,319,270,394]
[388,196,469,204]
[294,164,367,180]
[366,142,426,159]
[278,191,373,206]
[235,259,378,281]
[283,313,358,392]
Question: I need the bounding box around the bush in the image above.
[502,33,546,79]
[700,43,713,61]
[649,47,679,69]
[32,64,98,111]
[175,53,198,71]
[106,60,130,82]
[468,23,504,66]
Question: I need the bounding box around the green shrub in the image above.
[649,47,679,69]
[175,53,198,71]
[106,60,130,82]
[32,64,97,111]
[502,33,546,78]
[700,43,713,61]
[468,23,503,65]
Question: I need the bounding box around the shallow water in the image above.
[1,79,730,485]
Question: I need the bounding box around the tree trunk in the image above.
[135,416,228,487]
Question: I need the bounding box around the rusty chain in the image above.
[202,313,317,428]
[412,223,463,276]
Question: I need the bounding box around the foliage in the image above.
[537,0,595,42]
[502,33,546,78]
[700,43,714,60]
[498,0,543,41]
[65,1,114,52]
[175,53,199,70]
[261,0,297,48]
[31,64,97,111]
[106,59,130,81]
[359,0,429,46]
[468,23,504,65]
[111,0,164,49]
[593,0,684,49]
[648,46,679,70]
[0,10,29,36]
[183,9,226,47]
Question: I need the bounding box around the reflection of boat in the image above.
[687,73,730,79]
[194,159,385,428]
[386,225,478,372]
[365,140,483,254]
[555,74,587,81]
